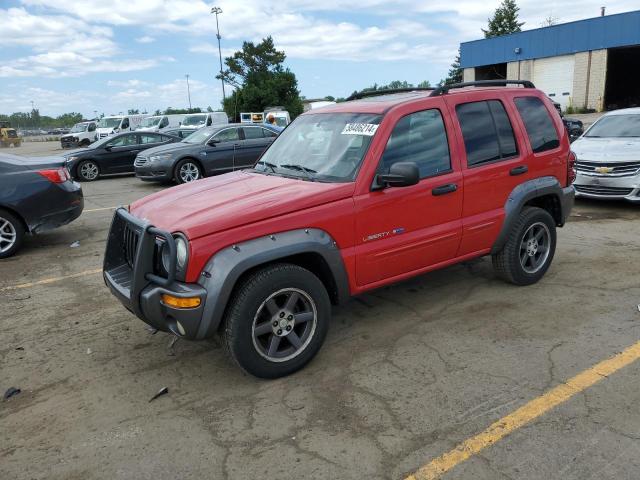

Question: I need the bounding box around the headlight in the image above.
[176,237,188,270]
[67,156,79,162]
[149,154,172,163]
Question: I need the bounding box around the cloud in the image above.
[136,36,155,44]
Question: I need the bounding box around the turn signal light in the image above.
[567,151,577,185]
[162,294,201,309]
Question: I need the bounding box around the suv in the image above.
[104,80,575,378]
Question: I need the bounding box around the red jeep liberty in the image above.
[104,81,576,378]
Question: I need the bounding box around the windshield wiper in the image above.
[256,160,278,173]
[280,164,317,181]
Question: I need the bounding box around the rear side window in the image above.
[514,97,559,153]
[456,100,518,166]
[379,109,451,179]
[243,127,263,140]
[262,128,278,138]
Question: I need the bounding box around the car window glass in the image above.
[88,123,96,132]
[262,128,278,138]
[212,128,240,143]
[243,127,263,140]
[456,101,510,166]
[160,118,169,128]
[488,100,518,158]
[140,134,161,144]
[514,97,560,153]
[106,134,137,147]
[121,119,129,129]
[379,109,451,179]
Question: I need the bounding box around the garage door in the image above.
[533,55,575,111]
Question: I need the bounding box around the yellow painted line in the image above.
[84,206,117,213]
[0,268,102,292]
[406,340,640,480]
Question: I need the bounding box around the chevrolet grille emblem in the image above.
[594,166,614,174]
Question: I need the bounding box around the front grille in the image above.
[100,133,108,138]
[123,223,140,268]
[134,156,148,167]
[574,185,634,196]
[576,160,640,177]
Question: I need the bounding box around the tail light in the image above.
[567,151,577,186]
[38,167,71,184]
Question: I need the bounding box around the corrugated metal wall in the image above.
[460,10,640,68]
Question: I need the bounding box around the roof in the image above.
[461,10,640,68]
[603,107,640,116]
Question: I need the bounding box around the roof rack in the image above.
[346,87,434,101]
[429,80,535,96]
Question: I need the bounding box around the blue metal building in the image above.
[459,10,640,111]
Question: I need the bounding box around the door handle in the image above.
[510,165,528,176]
[432,183,458,196]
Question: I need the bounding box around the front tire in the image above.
[0,209,25,259]
[77,160,100,181]
[80,138,91,147]
[174,158,203,184]
[492,207,556,286]
[222,264,331,378]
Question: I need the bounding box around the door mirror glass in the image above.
[377,162,419,188]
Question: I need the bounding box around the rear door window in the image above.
[514,97,560,153]
[139,134,161,144]
[456,100,518,166]
[242,127,263,140]
[379,109,451,179]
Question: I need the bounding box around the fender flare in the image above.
[195,228,350,339]
[491,176,574,254]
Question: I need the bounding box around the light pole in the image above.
[185,74,192,111]
[211,6,226,101]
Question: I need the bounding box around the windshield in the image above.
[70,123,87,133]
[182,127,214,144]
[98,117,122,129]
[183,114,207,126]
[585,114,640,138]
[255,113,382,182]
[138,117,161,128]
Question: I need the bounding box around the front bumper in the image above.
[134,163,172,182]
[103,208,207,339]
[574,173,640,202]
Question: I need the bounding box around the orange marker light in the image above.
[162,294,201,309]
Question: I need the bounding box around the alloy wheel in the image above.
[519,222,551,274]
[80,162,99,181]
[251,288,317,363]
[179,162,200,182]
[0,217,17,253]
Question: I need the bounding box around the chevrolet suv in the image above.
[104,80,575,378]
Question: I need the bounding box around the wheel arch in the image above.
[491,176,574,254]
[195,228,350,339]
[0,204,29,233]
[174,156,204,181]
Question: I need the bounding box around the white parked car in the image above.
[572,108,640,202]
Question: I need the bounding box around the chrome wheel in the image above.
[519,222,551,274]
[252,288,317,363]
[0,216,17,253]
[179,162,200,182]
[79,161,99,181]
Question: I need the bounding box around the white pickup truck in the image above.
[60,121,98,148]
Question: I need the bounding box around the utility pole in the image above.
[185,74,192,110]
[211,6,226,101]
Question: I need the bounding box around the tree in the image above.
[164,107,202,114]
[482,0,524,38]
[540,14,559,27]
[217,36,303,121]
[127,109,140,114]
[443,49,463,85]
[417,80,432,88]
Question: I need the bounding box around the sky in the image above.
[1,0,638,117]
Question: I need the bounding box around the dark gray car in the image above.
[0,153,84,258]
[134,123,278,184]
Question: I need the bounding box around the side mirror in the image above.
[376,162,419,188]
[207,139,220,146]
[104,145,113,151]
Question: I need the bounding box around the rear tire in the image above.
[0,209,25,259]
[77,160,100,181]
[174,158,203,184]
[492,207,556,286]
[222,264,331,378]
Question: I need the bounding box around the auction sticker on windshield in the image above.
[341,123,379,136]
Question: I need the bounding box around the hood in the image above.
[140,142,194,157]
[130,170,355,240]
[1,153,66,170]
[572,137,640,163]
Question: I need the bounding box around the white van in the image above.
[60,121,98,148]
[264,109,290,127]
[97,114,150,138]
[136,114,185,132]
[179,112,228,135]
